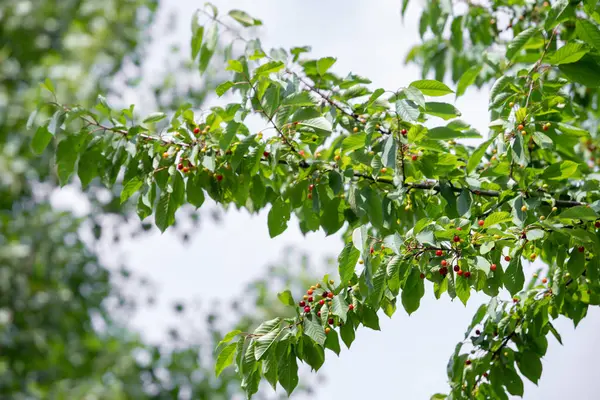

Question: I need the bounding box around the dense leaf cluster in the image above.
[30,1,600,399]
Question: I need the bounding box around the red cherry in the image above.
[307,289,313,295]
[182,167,190,173]
[263,151,270,157]
[453,265,460,272]
[411,155,418,161]
[475,329,481,335]
[348,304,354,310]
[465,360,472,365]
[578,246,585,253]
[513,298,519,303]
[299,150,305,157]
[401,128,407,135]
[490,264,497,271]
[328,318,334,325]
[478,220,485,227]
[464,271,471,278]
[327,292,334,299]
[308,184,314,191]
[322,291,328,298]
[457,270,463,276]
[307,296,313,302]
[299,301,306,307]
[177,163,184,170]
[441,260,448,267]
[304,306,311,313]
[453,235,461,243]
[419,273,425,279]
[216,174,223,181]
[317,311,321,317]
[595,221,600,228]
[193,127,200,134]
[504,256,511,262]
[440,267,448,275]
[456,227,462,231]
[319,299,325,305]
[370,246,375,254]
[435,250,443,256]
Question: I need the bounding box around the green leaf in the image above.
[268,198,291,238]
[576,19,600,50]
[504,366,524,396]
[298,117,332,133]
[120,176,143,203]
[215,81,235,97]
[215,342,237,377]
[263,351,278,390]
[409,79,454,96]
[324,328,341,355]
[381,135,397,168]
[424,102,461,120]
[255,326,283,361]
[517,351,543,384]
[559,57,600,87]
[567,248,586,278]
[342,133,367,153]
[361,306,380,330]
[428,127,481,140]
[155,174,185,232]
[331,295,348,323]
[226,59,244,73]
[402,86,426,108]
[525,229,545,241]
[191,16,204,60]
[484,211,513,228]
[533,132,553,149]
[301,336,325,371]
[277,290,295,307]
[456,65,481,98]
[142,112,166,124]
[338,243,360,283]
[455,274,470,305]
[48,110,66,135]
[556,123,589,137]
[277,343,298,396]
[395,99,420,122]
[503,257,524,296]
[56,135,84,186]
[541,160,578,180]
[228,9,262,27]
[186,175,205,208]
[467,136,495,174]
[254,61,285,77]
[199,23,218,73]
[218,330,242,347]
[401,268,425,315]
[506,27,540,60]
[31,125,53,155]
[558,206,598,221]
[303,317,326,346]
[42,77,55,94]
[340,316,356,348]
[546,42,589,65]
[545,0,569,30]
[317,57,337,75]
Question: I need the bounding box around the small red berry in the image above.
[419,273,425,279]
[457,270,463,276]
[465,360,472,365]
[411,155,418,161]
[464,271,471,278]
[490,264,497,271]
[299,301,306,307]
[478,220,485,227]
[177,163,184,170]
[182,167,190,173]
[370,246,375,254]
[453,265,460,272]
[436,250,443,256]
[216,174,223,181]
[348,304,354,311]
[456,227,462,231]
[578,246,585,253]
[401,128,407,135]
[328,318,334,325]
[263,151,270,157]
[327,292,334,299]
[317,311,321,317]
[307,193,313,200]
[308,184,314,191]
[441,260,448,267]
[322,291,328,298]
[319,299,325,305]
[440,267,448,275]
[193,127,200,134]
[513,298,519,303]
[504,256,511,262]
[304,306,311,313]
[517,124,524,131]
[595,221,600,228]
[299,150,305,157]
[483,372,489,378]
[542,278,548,284]
[453,235,461,243]
[307,289,313,295]
[475,329,481,335]
[308,296,313,302]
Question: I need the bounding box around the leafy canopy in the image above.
[30,1,600,399]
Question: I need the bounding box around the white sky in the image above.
[53,0,600,399]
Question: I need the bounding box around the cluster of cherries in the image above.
[298,280,354,334]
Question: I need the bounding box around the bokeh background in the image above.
[2,0,599,399]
